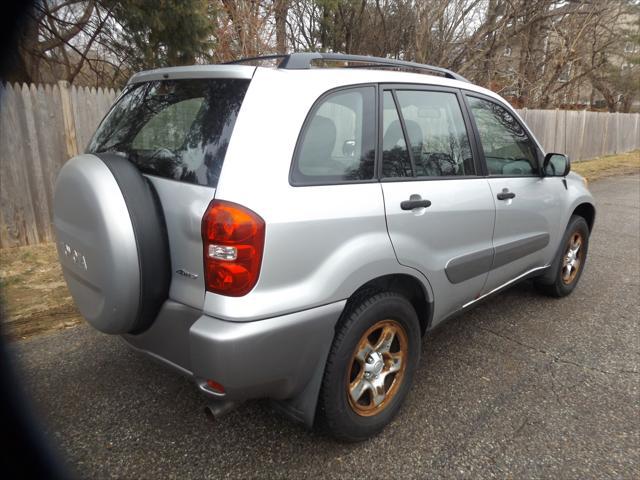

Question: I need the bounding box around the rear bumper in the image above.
[122,299,345,402]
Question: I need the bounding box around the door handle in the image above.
[497,190,516,200]
[401,198,432,210]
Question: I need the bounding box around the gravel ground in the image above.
[7,174,640,479]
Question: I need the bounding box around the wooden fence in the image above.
[518,108,640,164]
[0,82,119,248]
[1,81,639,248]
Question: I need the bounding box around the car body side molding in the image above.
[493,233,550,270]
[445,248,494,284]
[445,233,550,284]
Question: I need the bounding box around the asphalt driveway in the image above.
[8,174,640,479]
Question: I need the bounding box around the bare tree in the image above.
[14,0,97,83]
[8,0,638,110]
[214,1,275,60]
[274,0,289,53]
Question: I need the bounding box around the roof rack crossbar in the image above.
[224,52,469,83]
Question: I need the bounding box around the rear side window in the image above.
[291,87,376,185]
[88,79,249,187]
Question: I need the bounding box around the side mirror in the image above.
[543,153,570,177]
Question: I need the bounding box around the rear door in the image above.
[464,93,564,294]
[380,86,496,323]
[87,68,254,309]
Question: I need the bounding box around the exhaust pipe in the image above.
[205,399,238,420]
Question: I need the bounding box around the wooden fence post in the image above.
[601,111,608,158]
[577,109,588,162]
[58,80,78,158]
[615,112,620,155]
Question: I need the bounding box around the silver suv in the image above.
[54,53,596,441]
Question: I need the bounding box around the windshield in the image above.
[88,78,249,187]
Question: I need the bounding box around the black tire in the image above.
[535,215,589,298]
[99,154,171,333]
[318,292,421,442]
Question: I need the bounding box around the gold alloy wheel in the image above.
[562,231,585,284]
[346,319,408,417]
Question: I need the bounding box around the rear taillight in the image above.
[201,200,265,296]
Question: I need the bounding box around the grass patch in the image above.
[572,150,639,181]
[0,243,81,341]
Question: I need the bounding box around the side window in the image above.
[382,91,412,178]
[292,87,376,185]
[467,96,539,176]
[393,90,475,177]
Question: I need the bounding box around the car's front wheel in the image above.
[536,215,590,297]
[318,292,420,442]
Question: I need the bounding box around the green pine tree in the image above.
[107,0,214,70]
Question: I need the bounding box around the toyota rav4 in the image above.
[54,53,595,441]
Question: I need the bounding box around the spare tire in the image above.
[53,153,170,334]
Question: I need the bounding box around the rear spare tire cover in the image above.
[53,153,170,334]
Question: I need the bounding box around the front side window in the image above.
[88,79,249,187]
[292,87,376,185]
[392,90,475,177]
[467,96,539,176]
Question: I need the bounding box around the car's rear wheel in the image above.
[318,292,420,442]
[536,215,589,297]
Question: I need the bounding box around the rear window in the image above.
[88,79,249,187]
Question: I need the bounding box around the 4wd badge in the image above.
[176,269,198,279]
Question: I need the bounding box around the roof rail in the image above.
[225,53,469,83]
